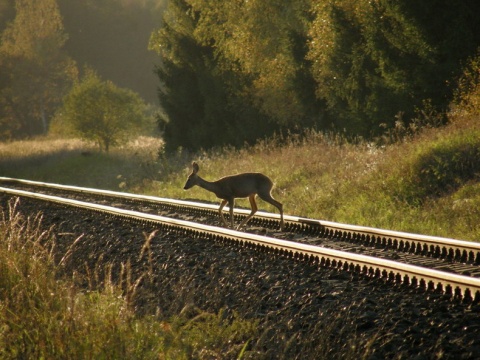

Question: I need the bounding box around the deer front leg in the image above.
[218,200,230,228]
[237,195,258,230]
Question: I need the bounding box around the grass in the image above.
[140,116,480,241]
[0,113,479,241]
[0,136,164,189]
[0,199,257,359]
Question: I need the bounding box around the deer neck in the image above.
[196,175,219,194]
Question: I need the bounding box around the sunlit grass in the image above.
[0,136,163,189]
[0,137,91,159]
[142,117,480,241]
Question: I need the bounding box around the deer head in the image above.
[183,162,200,190]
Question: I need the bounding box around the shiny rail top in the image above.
[0,177,478,255]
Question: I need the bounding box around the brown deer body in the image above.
[183,162,284,230]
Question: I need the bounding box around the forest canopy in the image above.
[150,0,480,151]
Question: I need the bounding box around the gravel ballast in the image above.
[2,194,480,359]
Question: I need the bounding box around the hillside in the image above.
[142,113,480,241]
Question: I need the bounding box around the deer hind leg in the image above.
[259,193,284,231]
[237,194,258,230]
[218,200,230,228]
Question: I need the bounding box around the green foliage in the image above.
[58,71,151,152]
[307,0,471,135]
[150,0,322,151]
[313,0,480,135]
[453,50,480,116]
[0,0,78,139]
[190,0,316,125]
[152,0,480,150]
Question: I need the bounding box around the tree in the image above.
[149,0,275,151]
[59,71,149,152]
[151,0,480,148]
[149,0,321,151]
[0,0,77,139]
[307,0,480,136]
[190,0,320,126]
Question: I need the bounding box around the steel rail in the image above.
[1,186,480,303]
[1,176,479,264]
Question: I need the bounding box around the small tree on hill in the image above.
[59,71,148,152]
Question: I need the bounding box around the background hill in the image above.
[57,0,166,104]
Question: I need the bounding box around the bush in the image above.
[410,134,480,199]
[55,70,154,152]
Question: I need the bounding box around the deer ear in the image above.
[192,162,199,174]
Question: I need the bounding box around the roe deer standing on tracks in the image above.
[183,162,284,231]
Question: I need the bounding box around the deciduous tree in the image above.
[307,0,480,135]
[59,71,149,152]
[150,0,320,151]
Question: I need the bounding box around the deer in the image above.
[183,162,284,231]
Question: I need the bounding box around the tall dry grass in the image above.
[142,116,479,241]
[0,198,257,359]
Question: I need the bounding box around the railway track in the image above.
[1,176,480,303]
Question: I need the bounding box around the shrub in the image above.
[55,70,153,152]
[413,135,480,198]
